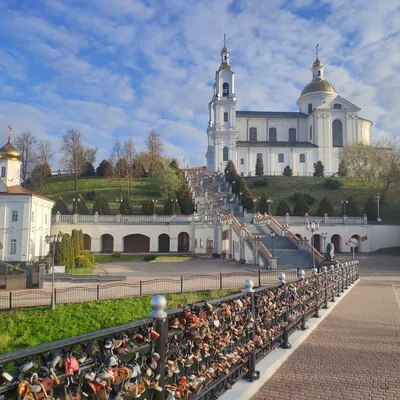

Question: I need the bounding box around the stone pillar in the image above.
[170,237,178,252]
[240,227,245,260]
[38,264,45,289]
[363,214,368,225]
[271,257,278,269]
[228,221,233,258]
[56,212,61,223]
[190,217,196,253]
[116,214,121,223]
[285,214,290,224]
[343,215,348,225]
[94,212,99,223]
[324,213,328,224]
[73,214,78,224]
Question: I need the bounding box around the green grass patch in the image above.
[95,254,193,263]
[152,255,192,262]
[0,289,238,354]
[71,264,97,275]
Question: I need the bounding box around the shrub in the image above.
[276,199,291,216]
[324,178,342,190]
[120,196,133,215]
[52,197,70,215]
[293,197,309,216]
[85,190,96,201]
[283,165,292,177]
[92,195,111,215]
[141,199,154,215]
[144,254,156,261]
[253,178,268,187]
[313,161,325,177]
[317,197,334,216]
[80,250,95,264]
[338,160,348,177]
[75,254,91,268]
[112,251,122,258]
[290,192,315,206]
[363,196,377,220]
[346,196,359,217]
[255,157,264,176]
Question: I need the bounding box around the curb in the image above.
[219,279,360,400]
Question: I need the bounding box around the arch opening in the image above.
[312,234,322,253]
[124,234,150,253]
[158,234,170,253]
[351,234,361,253]
[83,234,91,251]
[178,232,190,253]
[101,234,114,253]
[331,234,341,253]
[206,237,214,256]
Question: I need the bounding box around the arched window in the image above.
[308,103,313,114]
[224,112,228,122]
[223,146,229,161]
[1,167,5,178]
[269,127,277,142]
[249,127,257,141]
[332,120,343,147]
[289,128,296,141]
[222,83,229,97]
[309,126,312,140]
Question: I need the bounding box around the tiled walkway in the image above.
[252,264,400,399]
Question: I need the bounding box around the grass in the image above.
[38,176,161,214]
[247,176,400,222]
[0,289,238,354]
[72,264,97,275]
[94,254,193,263]
[151,255,192,262]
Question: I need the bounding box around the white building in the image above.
[0,128,53,265]
[206,44,373,176]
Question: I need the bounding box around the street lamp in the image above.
[375,193,381,222]
[152,199,158,215]
[73,196,81,214]
[267,198,273,215]
[341,200,348,216]
[253,197,259,213]
[321,232,328,254]
[45,233,63,310]
[306,221,319,269]
[270,231,276,257]
[171,198,178,215]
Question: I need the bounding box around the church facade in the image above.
[206,45,373,176]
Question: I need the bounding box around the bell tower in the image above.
[206,35,238,172]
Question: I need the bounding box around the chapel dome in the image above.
[0,134,21,161]
[300,79,336,96]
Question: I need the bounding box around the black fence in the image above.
[0,262,359,400]
[0,268,305,311]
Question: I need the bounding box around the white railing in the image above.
[60,215,73,223]
[272,215,367,225]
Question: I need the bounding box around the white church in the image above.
[206,43,373,176]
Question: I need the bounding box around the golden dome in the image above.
[312,57,323,67]
[301,80,336,96]
[0,135,21,161]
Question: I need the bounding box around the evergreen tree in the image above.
[52,197,70,215]
[76,194,90,214]
[255,157,264,176]
[169,159,179,170]
[96,159,113,177]
[120,196,133,215]
[132,158,146,178]
[313,161,325,177]
[81,161,96,176]
[164,198,181,215]
[78,230,84,253]
[178,187,194,215]
[317,197,334,216]
[71,230,80,268]
[293,196,309,216]
[92,195,111,214]
[338,159,348,177]
[276,199,291,216]
[346,196,359,217]
[241,188,254,211]
[258,192,270,214]
[363,196,378,220]
[224,160,239,184]
[283,165,293,177]
[141,199,154,215]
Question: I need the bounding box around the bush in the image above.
[363,196,377,220]
[324,178,342,190]
[144,254,156,261]
[313,161,325,177]
[293,197,309,216]
[276,199,291,216]
[92,195,111,215]
[112,251,122,258]
[80,250,95,264]
[253,178,268,187]
[317,197,334,216]
[141,199,154,215]
[290,192,315,206]
[255,157,264,176]
[346,196,359,217]
[283,165,293,177]
[85,190,96,201]
[75,254,91,268]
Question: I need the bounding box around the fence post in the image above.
[180,276,183,294]
[243,280,260,382]
[220,273,223,290]
[322,266,329,309]
[312,268,320,318]
[298,270,307,330]
[336,266,341,297]
[344,263,348,290]
[139,280,142,297]
[279,273,291,349]
[9,292,12,310]
[340,264,345,293]
[330,265,336,302]
[149,296,167,400]
[97,284,100,301]
[258,269,261,287]
[54,288,57,306]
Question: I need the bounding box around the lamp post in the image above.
[306,221,319,269]
[267,198,273,215]
[73,196,81,214]
[45,233,63,310]
[321,232,328,253]
[341,200,348,216]
[270,231,275,257]
[375,193,381,222]
[152,199,158,215]
[253,198,258,213]
[171,198,178,215]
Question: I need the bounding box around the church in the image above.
[205,43,373,176]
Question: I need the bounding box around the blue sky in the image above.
[0,0,399,167]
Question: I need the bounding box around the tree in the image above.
[31,140,53,194]
[76,194,90,214]
[71,230,80,269]
[224,160,239,184]
[92,195,111,215]
[164,198,181,215]
[276,199,291,216]
[169,159,179,170]
[151,168,183,199]
[346,196,359,217]
[132,158,146,178]
[15,132,36,187]
[363,196,378,220]
[293,197,309,216]
[120,196,133,215]
[283,165,292,177]
[96,159,113,177]
[141,199,154,215]
[52,196,70,215]
[110,139,125,200]
[178,187,194,215]
[258,192,270,214]
[123,138,136,197]
[338,159,348,177]
[241,188,254,211]
[145,131,163,173]
[317,197,334,216]
[61,130,97,192]
[255,157,264,176]
[313,161,325,177]
[81,161,96,177]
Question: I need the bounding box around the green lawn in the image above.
[72,264,97,275]
[0,289,237,354]
[247,176,400,222]
[94,254,193,263]
[39,176,161,214]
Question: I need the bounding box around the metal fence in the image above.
[0,262,359,400]
[0,268,306,310]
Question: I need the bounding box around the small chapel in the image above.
[205,42,373,176]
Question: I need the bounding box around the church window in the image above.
[333,104,342,109]
[299,154,305,163]
[269,128,277,142]
[224,112,228,122]
[10,239,16,255]
[222,83,229,97]
[12,210,18,222]
[309,126,312,140]
[1,167,5,177]
[278,154,284,163]
[249,127,257,141]
[308,103,313,114]
[332,120,343,147]
[223,146,229,161]
[289,128,297,142]
[240,158,244,165]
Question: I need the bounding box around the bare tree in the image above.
[110,139,125,201]
[32,140,53,194]
[15,132,36,187]
[123,138,136,197]
[145,130,163,172]
[61,130,97,192]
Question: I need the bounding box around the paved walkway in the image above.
[252,257,400,400]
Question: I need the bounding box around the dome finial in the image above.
[8,125,12,142]
[224,33,226,48]
[316,43,319,59]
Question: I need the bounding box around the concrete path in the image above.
[252,254,400,400]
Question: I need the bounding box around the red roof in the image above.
[0,185,54,203]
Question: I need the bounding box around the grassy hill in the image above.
[246,176,400,223]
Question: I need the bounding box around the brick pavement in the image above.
[252,275,400,400]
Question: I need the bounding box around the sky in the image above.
[0,0,399,168]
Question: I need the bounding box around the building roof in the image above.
[0,185,54,202]
[236,111,309,119]
[237,141,318,148]
[301,79,336,96]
